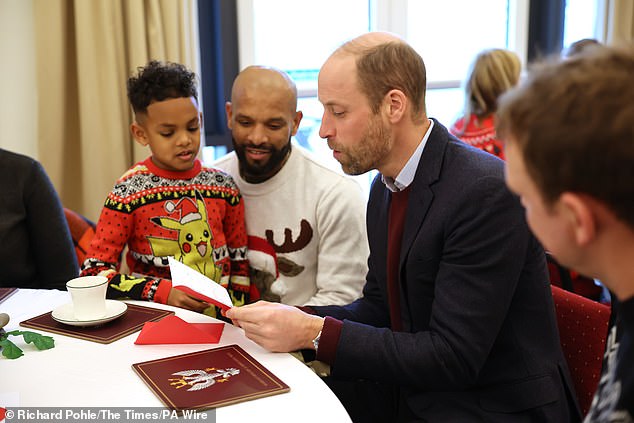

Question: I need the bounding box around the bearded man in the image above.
[214,66,368,307]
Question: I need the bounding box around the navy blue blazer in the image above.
[312,120,580,421]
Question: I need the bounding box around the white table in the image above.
[0,289,351,422]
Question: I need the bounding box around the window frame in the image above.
[235,0,530,97]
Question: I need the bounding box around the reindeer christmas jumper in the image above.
[80,157,250,306]
[214,145,368,306]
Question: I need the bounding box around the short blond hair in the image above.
[463,49,521,122]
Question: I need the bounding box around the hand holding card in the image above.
[168,257,233,311]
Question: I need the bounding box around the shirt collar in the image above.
[382,119,434,192]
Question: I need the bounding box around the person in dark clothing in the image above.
[499,43,634,422]
[225,32,580,422]
[0,148,78,289]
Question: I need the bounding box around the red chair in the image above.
[547,252,604,302]
[63,208,96,265]
[550,284,610,416]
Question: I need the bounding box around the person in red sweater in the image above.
[81,61,250,315]
[450,48,521,160]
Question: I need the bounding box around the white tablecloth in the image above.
[0,289,351,422]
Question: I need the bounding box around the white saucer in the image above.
[52,300,128,327]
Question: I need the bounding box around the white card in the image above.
[168,257,233,310]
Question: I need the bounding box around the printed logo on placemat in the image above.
[169,367,240,391]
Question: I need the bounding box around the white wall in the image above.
[0,0,38,158]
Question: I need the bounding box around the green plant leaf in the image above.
[0,330,55,359]
[22,331,55,350]
[0,338,24,359]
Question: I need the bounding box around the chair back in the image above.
[550,284,610,416]
[63,208,96,265]
[547,252,603,301]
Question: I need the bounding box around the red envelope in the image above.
[134,315,224,345]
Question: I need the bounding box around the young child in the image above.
[450,48,521,160]
[80,60,250,314]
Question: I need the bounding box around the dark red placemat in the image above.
[20,303,174,344]
[0,287,18,304]
[133,344,289,411]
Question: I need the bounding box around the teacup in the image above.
[66,276,108,320]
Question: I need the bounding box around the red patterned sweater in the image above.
[80,157,250,306]
[450,115,505,160]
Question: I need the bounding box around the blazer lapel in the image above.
[399,119,448,267]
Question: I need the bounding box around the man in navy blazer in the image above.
[226,32,580,422]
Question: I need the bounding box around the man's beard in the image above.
[329,114,391,176]
[232,136,292,183]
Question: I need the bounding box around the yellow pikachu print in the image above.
[148,190,223,282]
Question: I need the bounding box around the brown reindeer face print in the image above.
[247,220,314,302]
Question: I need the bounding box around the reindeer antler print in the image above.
[265,219,313,253]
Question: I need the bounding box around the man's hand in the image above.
[225,301,324,352]
[167,288,210,313]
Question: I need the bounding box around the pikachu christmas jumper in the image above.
[81,157,250,307]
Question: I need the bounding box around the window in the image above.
[245,0,370,96]
[404,0,526,134]
[235,0,376,194]
[563,0,600,49]
[226,0,528,195]
[406,1,511,83]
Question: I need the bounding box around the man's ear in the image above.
[225,102,233,129]
[131,122,149,147]
[383,89,407,123]
[560,192,596,246]
[291,111,303,136]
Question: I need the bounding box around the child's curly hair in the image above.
[127,60,198,114]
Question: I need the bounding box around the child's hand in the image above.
[167,288,209,313]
